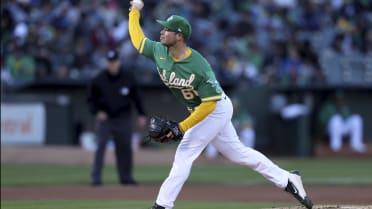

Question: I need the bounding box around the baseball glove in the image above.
[147,116,183,143]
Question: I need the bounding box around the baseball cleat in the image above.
[149,203,165,209]
[285,170,313,209]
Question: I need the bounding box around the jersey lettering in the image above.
[159,69,195,89]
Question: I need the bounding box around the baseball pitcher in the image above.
[128,1,313,209]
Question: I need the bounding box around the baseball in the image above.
[131,0,144,10]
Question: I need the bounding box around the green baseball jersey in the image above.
[140,38,223,108]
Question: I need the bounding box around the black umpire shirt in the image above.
[87,67,146,118]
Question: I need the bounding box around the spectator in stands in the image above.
[2,0,370,87]
[278,43,303,86]
[87,49,147,186]
[5,44,35,82]
[71,39,94,73]
[298,40,326,85]
[33,45,53,79]
[317,90,366,153]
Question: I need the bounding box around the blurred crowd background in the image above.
[2,0,372,88]
[2,0,372,157]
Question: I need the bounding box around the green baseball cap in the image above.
[156,15,192,40]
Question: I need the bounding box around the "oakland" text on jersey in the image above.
[159,69,195,89]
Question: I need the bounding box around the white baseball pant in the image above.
[156,95,290,209]
[205,127,255,159]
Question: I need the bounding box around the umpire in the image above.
[87,49,147,186]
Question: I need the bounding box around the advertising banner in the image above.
[1,103,46,145]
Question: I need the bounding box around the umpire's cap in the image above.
[106,49,119,61]
[156,15,192,40]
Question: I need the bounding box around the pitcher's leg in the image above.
[212,122,289,188]
[155,138,208,208]
[155,104,230,208]
[212,122,313,208]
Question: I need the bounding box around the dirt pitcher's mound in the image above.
[270,206,372,209]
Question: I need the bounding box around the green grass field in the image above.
[2,158,372,209]
[2,158,372,186]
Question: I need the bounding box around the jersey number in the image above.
[181,89,198,100]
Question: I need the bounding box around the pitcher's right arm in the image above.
[128,9,146,53]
